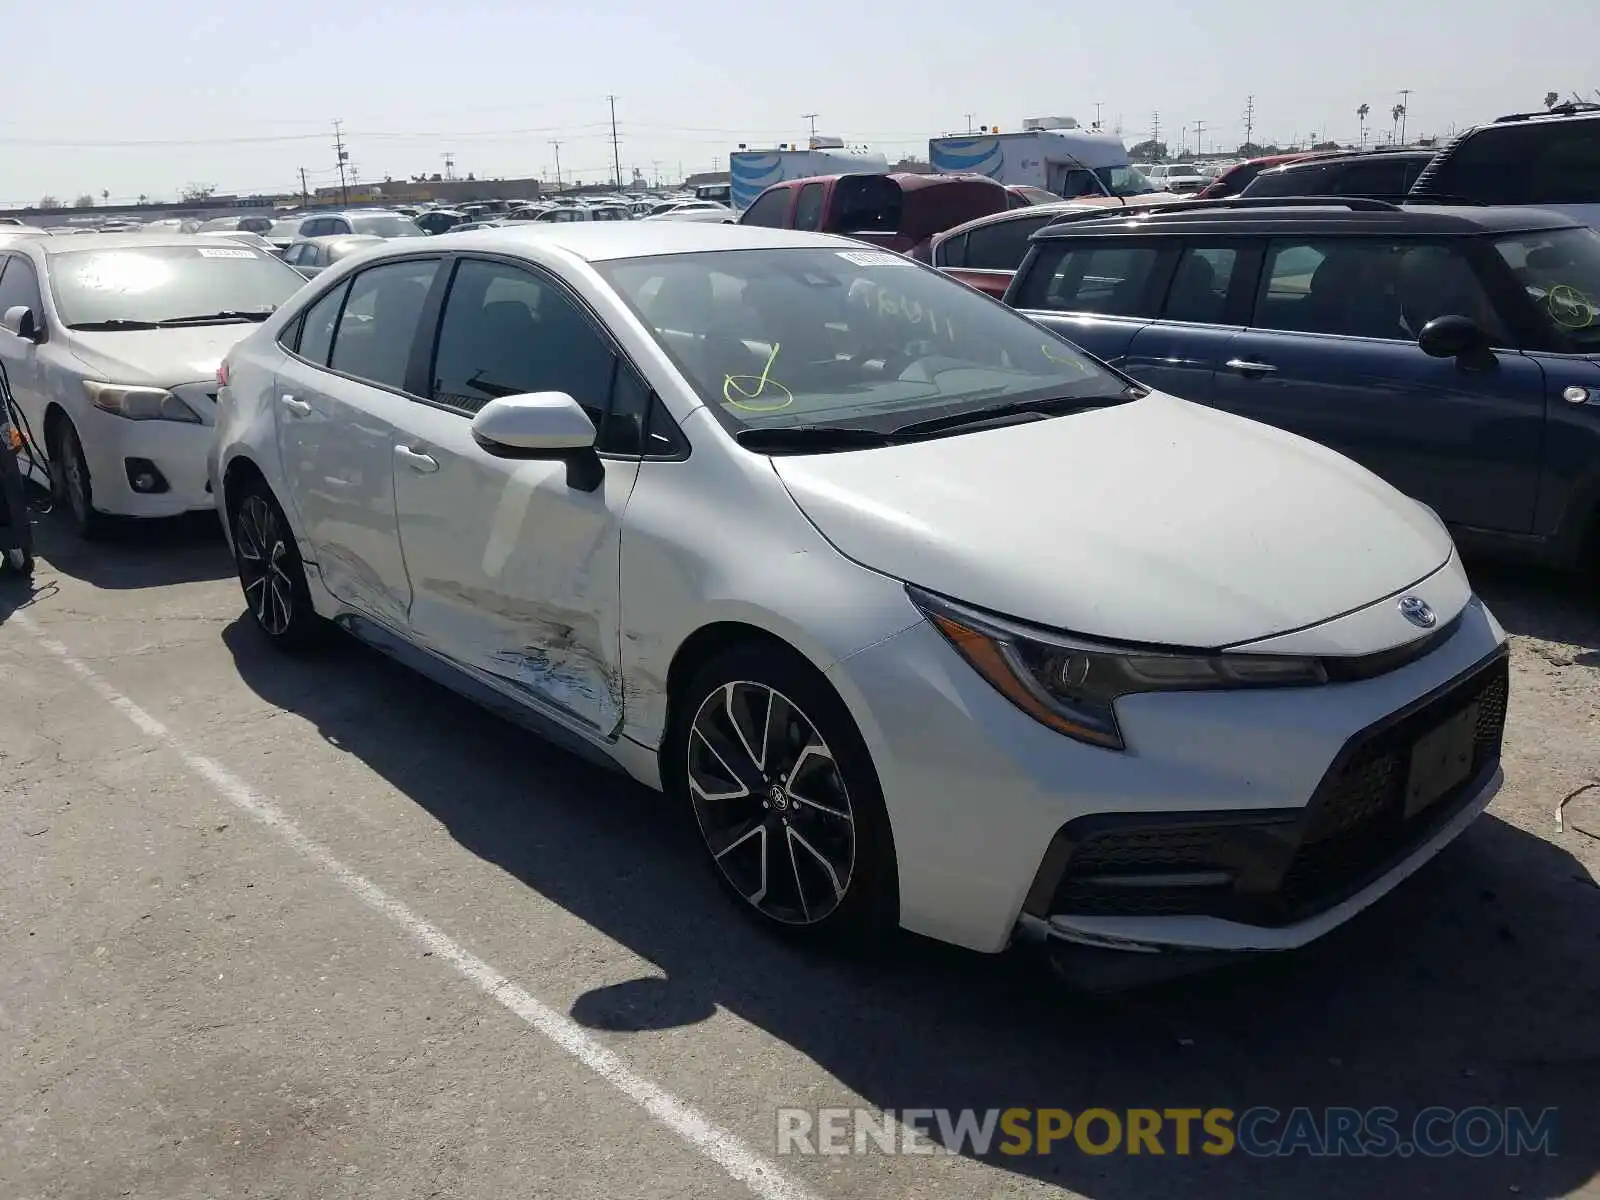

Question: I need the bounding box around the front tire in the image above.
[673,644,898,948]
[51,419,106,539]
[230,480,325,652]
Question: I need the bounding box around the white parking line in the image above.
[13,612,820,1200]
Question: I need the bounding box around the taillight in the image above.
[216,360,230,388]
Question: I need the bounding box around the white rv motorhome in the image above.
[929,118,1167,203]
[729,142,890,211]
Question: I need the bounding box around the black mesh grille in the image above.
[1042,652,1509,925]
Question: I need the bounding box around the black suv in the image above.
[1241,148,1437,202]
[1410,103,1600,226]
[1003,197,1600,573]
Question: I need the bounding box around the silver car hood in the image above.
[65,324,261,386]
[771,393,1455,648]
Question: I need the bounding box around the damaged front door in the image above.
[390,256,645,734]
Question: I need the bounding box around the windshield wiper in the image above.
[734,425,899,453]
[155,310,275,326]
[66,318,161,331]
[890,389,1141,440]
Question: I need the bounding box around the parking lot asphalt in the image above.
[1,509,1597,1200]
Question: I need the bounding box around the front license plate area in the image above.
[1405,704,1479,819]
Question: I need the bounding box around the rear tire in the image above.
[230,479,325,652]
[669,642,899,950]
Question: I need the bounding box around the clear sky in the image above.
[4,0,1597,205]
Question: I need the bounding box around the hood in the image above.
[65,324,259,387]
[771,393,1453,648]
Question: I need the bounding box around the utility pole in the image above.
[333,119,350,206]
[549,139,562,191]
[651,160,661,187]
[1193,120,1206,156]
[298,167,309,207]
[1094,101,1104,131]
[964,113,974,134]
[606,95,623,190]
[1151,111,1161,158]
[1243,95,1256,152]
[1398,88,1412,144]
[442,152,455,181]
[801,112,819,146]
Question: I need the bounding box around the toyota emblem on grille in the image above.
[1399,596,1437,629]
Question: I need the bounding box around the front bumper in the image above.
[77,399,216,519]
[826,585,1508,955]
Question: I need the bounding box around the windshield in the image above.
[350,216,424,238]
[1494,226,1600,349]
[1096,166,1159,197]
[598,247,1129,435]
[50,244,306,327]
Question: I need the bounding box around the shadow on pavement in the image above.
[222,620,1599,1199]
[30,505,232,590]
[1466,554,1600,657]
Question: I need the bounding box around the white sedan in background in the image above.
[0,233,309,536]
[208,223,1508,973]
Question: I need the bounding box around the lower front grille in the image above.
[1030,649,1510,927]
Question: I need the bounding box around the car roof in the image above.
[1030,200,1585,240]
[1262,148,1436,176]
[935,201,1103,242]
[399,221,855,261]
[31,232,244,256]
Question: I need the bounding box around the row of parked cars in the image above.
[0,103,1592,982]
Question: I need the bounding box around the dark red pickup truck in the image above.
[736,172,1009,261]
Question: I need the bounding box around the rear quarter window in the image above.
[1426,120,1600,204]
[1015,241,1163,316]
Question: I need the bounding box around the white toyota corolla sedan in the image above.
[208,222,1509,969]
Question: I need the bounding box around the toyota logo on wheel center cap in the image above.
[768,783,790,812]
[1399,596,1437,629]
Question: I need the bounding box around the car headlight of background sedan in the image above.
[908,586,1328,750]
[83,381,202,424]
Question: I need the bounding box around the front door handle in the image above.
[1225,358,1278,376]
[280,393,312,416]
[395,445,439,473]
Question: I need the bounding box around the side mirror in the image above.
[470,391,603,490]
[1,305,39,342]
[1418,315,1493,366]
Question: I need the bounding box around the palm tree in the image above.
[101,189,109,204]
[1357,103,1370,147]
[1391,103,1406,144]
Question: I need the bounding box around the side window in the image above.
[964,216,1051,271]
[291,281,349,363]
[1327,157,1414,197]
[1253,239,1502,342]
[792,183,826,232]
[430,259,616,427]
[937,233,968,268]
[330,218,352,235]
[1244,163,1330,197]
[0,255,43,317]
[1161,245,1239,324]
[299,219,324,238]
[1020,243,1161,316]
[740,189,791,228]
[1431,123,1600,205]
[327,259,439,389]
[600,360,652,455]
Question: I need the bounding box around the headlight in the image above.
[908,586,1327,751]
[83,381,201,424]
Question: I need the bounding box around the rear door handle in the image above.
[394,445,439,473]
[279,393,312,416]
[1225,358,1277,376]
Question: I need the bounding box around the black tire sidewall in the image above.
[672,642,900,948]
[231,481,324,652]
[53,421,102,539]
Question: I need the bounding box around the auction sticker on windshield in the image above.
[836,250,911,267]
[197,247,258,259]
